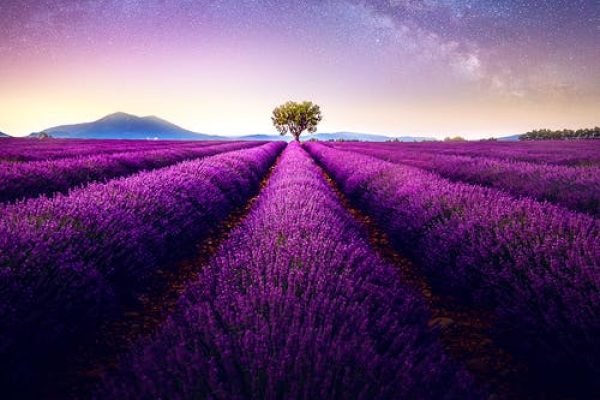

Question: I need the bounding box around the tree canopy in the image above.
[271,101,322,141]
[522,128,600,140]
[443,136,466,142]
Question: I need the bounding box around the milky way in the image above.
[0,0,598,138]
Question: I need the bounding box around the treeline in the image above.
[522,127,600,140]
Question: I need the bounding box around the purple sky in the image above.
[1,0,598,138]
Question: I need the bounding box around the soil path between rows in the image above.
[37,152,284,400]
[310,151,551,400]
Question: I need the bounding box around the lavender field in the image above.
[0,139,598,399]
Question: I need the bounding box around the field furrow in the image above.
[339,140,600,167]
[38,144,286,399]
[0,142,285,394]
[0,141,260,203]
[316,159,535,399]
[95,142,481,400]
[1,137,598,399]
[0,138,228,162]
[331,143,600,216]
[307,142,600,396]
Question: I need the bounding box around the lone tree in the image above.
[271,101,322,141]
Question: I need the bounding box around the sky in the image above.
[0,0,598,139]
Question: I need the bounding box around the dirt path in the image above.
[37,153,284,400]
[312,155,550,400]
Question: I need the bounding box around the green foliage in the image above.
[37,131,52,140]
[271,101,323,141]
[443,136,466,142]
[522,127,600,141]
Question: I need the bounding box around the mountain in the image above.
[30,112,223,140]
[236,132,436,142]
[311,132,391,142]
[28,113,437,142]
[0,131,10,138]
[312,132,435,142]
[236,134,289,141]
[497,134,522,142]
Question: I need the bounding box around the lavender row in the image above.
[0,138,224,162]
[0,138,169,162]
[342,140,600,167]
[0,141,259,203]
[97,142,480,399]
[306,143,600,391]
[333,143,600,216]
[0,142,285,390]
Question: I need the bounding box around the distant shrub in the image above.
[443,136,466,142]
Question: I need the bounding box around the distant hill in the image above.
[238,134,289,141]
[27,113,437,142]
[237,132,435,142]
[497,134,522,142]
[30,112,223,140]
[312,132,392,142]
[313,132,435,142]
[0,131,10,138]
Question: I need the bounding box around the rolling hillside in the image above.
[30,112,222,140]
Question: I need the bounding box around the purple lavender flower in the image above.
[0,142,284,390]
[306,142,600,389]
[0,141,261,203]
[98,143,480,400]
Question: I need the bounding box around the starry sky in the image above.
[1,0,598,138]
